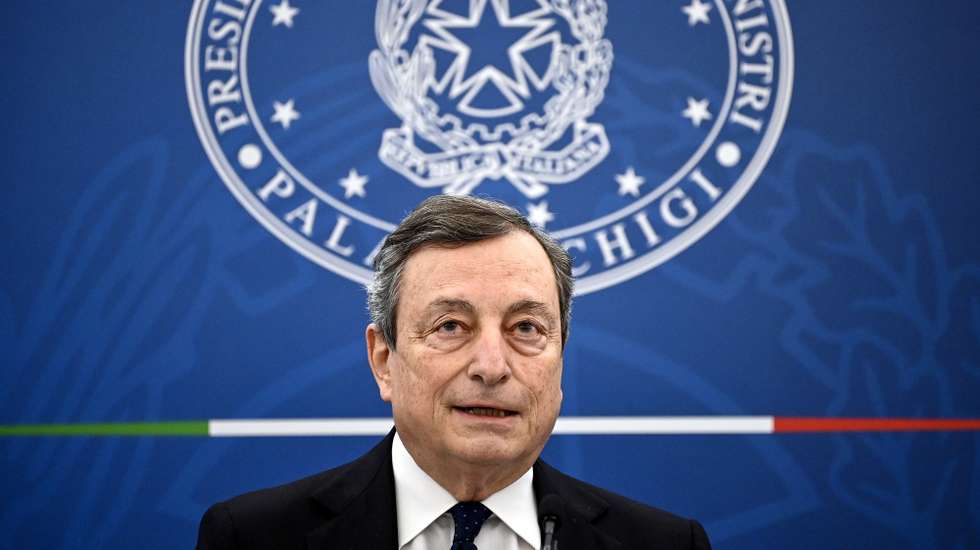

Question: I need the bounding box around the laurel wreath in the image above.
[369,0,613,149]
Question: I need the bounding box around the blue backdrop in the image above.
[2,1,979,548]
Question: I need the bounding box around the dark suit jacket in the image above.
[197,432,711,549]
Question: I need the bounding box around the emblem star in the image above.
[339,168,368,199]
[270,0,299,28]
[682,97,712,127]
[682,0,712,26]
[615,167,646,197]
[271,99,300,129]
[422,0,556,117]
[526,201,555,228]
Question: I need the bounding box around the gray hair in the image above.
[367,195,573,350]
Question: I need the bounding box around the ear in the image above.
[366,323,393,402]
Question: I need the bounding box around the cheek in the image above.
[526,361,563,411]
[393,363,423,400]
[392,352,450,406]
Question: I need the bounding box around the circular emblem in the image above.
[186,0,793,293]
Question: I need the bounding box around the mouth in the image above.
[453,406,518,418]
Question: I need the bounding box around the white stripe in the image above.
[208,416,774,437]
[209,418,395,437]
[553,416,774,434]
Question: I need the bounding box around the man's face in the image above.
[368,231,563,470]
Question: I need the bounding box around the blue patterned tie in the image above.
[449,502,493,550]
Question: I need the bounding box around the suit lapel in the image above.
[533,461,622,550]
[306,432,399,550]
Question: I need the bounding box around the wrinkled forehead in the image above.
[397,232,560,319]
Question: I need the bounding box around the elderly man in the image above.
[197,195,711,549]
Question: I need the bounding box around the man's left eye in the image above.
[514,320,541,335]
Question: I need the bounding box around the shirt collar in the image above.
[482,465,541,549]
[391,433,541,549]
[392,433,457,548]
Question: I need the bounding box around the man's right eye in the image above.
[438,320,461,334]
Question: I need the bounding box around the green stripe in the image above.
[0,421,208,437]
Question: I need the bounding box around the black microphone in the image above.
[539,494,564,550]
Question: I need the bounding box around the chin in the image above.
[450,437,524,465]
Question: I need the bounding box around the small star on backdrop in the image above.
[270,0,299,28]
[615,167,646,197]
[527,201,555,228]
[682,97,712,127]
[682,0,712,26]
[270,99,300,129]
[339,168,368,199]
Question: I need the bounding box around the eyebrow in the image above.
[424,298,476,317]
[505,300,558,326]
[422,298,556,324]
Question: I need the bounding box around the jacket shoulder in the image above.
[196,465,345,550]
[590,481,710,549]
[197,434,395,550]
[537,463,711,550]
[221,463,344,521]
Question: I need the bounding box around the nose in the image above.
[467,329,511,386]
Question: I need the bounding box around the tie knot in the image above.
[449,502,493,548]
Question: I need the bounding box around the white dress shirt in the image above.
[392,433,540,550]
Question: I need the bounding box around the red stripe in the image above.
[774,417,980,433]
